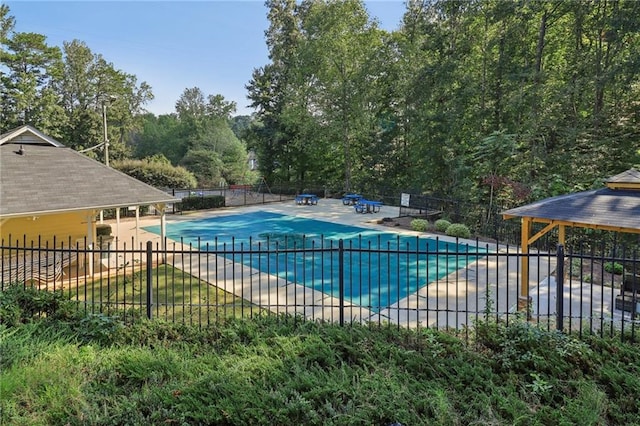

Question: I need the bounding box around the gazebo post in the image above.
[558,224,565,245]
[519,217,532,314]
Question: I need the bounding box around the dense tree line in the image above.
[247,0,640,210]
[2,1,639,204]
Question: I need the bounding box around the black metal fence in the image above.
[2,235,639,342]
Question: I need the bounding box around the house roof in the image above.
[0,125,179,218]
[502,169,640,232]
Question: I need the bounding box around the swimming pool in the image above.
[144,211,485,311]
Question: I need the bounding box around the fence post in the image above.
[146,240,153,320]
[556,244,564,332]
[339,239,344,326]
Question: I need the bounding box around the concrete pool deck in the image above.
[107,198,557,328]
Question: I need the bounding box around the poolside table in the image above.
[354,199,383,213]
[295,194,319,205]
[341,193,363,205]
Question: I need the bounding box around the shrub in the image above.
[177,195,225,211]
[112,158,197,189]
[570,258,583,277]
[410,219,429,232]
[0,284,77,326]
[604,262,624,275]
[435,219,451,232]
[77,313,124,344]
[446,223,471,239]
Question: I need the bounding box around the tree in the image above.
[59,40,153,159]
[297,0,383,192]
[168,87,251,185]
[246,0,303,186]
[134,113,187,165]
[0,29,65,134]
[206,94,236,120]
[0,5,15,126]
[180,149,224,186]
[248,0,387,192]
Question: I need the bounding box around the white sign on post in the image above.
[400,193,410,207]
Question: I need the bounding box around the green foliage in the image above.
[0,284,77,326]
[4,0,640,204]
[180,149,224,186]
[77,313,124,345]
[2,314,640,425]
[446,223,471,239]
[176,195,225,212]
[147,153,171,165]
[0,29,64,134]
[604,262,624,275]
[113,158,197,189]
[570,258,583,277]
[435,219,452,233]
[410,218,429,232]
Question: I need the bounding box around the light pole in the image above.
[102,101,109,167]
[101,95,117,167]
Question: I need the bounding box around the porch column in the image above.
[135,206,140,248]
[154,203,167,263]
[86,213,95,276]
[115,208,120,245]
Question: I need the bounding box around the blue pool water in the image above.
[144,211,485,311]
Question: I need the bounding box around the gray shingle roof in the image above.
[502,171,640,232]
[1,126,178,218]
[606,168,640,184]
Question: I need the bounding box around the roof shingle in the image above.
[1,126,178,218]
[502,171,640,232]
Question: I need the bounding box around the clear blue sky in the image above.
[6,1,406,116]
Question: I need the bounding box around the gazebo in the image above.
[501,169,640,307]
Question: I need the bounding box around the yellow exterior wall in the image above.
[1,212,95,248]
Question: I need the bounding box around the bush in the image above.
[112,159,197,189]
[604,262,624,275]
[0,284,77,326]
[177,195,225,211]
[435,219,451,232]
[569,258,583,277]
[410,219,429,232]
[446,223,471,239]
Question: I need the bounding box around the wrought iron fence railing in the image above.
[1,237,638,342]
